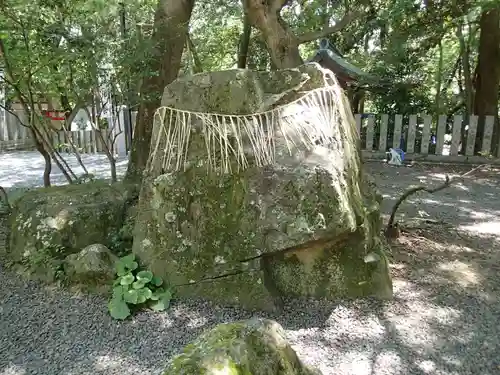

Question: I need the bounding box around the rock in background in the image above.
[132,63,392,310]
[5,182,134,282]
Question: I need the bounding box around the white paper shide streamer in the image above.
[149,84,356,174]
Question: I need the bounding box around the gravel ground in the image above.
[1,154,500,375]
[0,151,129,193]
[368,161,500,235]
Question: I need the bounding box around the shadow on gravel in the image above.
[1,227,499,375]
[0,280,221,374]
[366,162,500,233]
[351,228,500,375]
[262,228,500,375]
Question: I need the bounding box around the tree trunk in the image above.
[36,124,75,183]
[125,0,195,182]
[456,20,475,154]
[242,0,356,70]
[456,22,474,117]
[108,154,117,183]
[242,0,304,69]
[237,15,252,69]
[30,127,52,187]
[473,6,500,155]
[434,40,444,115]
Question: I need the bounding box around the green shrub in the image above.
[108,254,173,320]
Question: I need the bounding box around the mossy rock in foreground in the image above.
[164,318,322,375]
[5,181,136,282]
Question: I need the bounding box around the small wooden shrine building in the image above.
[307,39,389,113]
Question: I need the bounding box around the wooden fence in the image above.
[1,109,499,163]
[0,109,124,154]
[0,110,33,151]
[51,130,111,154]
[356,113,498,163]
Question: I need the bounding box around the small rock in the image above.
[64,244,117,285]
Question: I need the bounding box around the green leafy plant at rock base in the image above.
[19,243,68,283]
[108,254,173,320]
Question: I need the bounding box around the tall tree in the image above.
[473,5,500,155]
[241,0,357,69]
[125,0,195,182]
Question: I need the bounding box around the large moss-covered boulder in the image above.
[5,181,133,282]
[164,318,322,375]
[132,63,392,310]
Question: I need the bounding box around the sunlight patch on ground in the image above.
[323,305,386,339]
[458,208,499,220]
[86,354,156,375]
[420,198,456,207]
[388,315,442,353]
[333,351,372,374]
[458,220,500,235]
[382,294,463,355]
[170,306,209,328]
[390,279,424,299]
[92,355,124,371]
[436,260,481,287]
[415,173,471,192]
[418,360,437,374]
[0,151,128,190]
[129,315,174,329]
[0,365,27,375]
[440,355,463,371]
[371,351,402,375]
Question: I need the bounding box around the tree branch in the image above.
[296,11,358,44]
[385,164,489,237]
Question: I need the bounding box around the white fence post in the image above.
[420,115,432,154]
[435,115,447,155]
[393,114,403,149]
[481,116,495,155]
[365,115,375,151]
[407,115,417,153]
[378,114,388,152]
[449,115,462,156]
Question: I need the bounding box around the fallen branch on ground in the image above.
[385,164,490,239]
